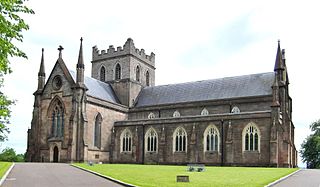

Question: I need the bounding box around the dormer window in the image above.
[201,108,209,116]
[231,106,240,113]
[148,112,155,119]
[173,110,180,117]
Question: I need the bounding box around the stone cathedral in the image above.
[26,38,297,167]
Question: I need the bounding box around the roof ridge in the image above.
[146,72,274,89]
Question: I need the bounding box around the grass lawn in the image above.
[74,163,298,187]
[0,162,12,178]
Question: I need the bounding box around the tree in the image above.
[300,120,320,168]
[0,147,25,162]
[310,119,320,136]
[0,0,34,141]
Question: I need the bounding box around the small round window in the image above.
[52,75,62,90]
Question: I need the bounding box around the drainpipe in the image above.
[221,119,224,166]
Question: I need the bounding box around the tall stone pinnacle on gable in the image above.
[38,48,45,77]
[274,40,285,71]
[271,73,280,107]
[77,37,84,69]
[76,37,85,84]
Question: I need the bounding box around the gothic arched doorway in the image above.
[53,146,59,162]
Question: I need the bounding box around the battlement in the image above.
[92,38,155,65]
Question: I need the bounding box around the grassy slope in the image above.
[74,163,298,187]
[0,162,12,178]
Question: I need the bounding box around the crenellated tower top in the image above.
[92,38,155,66]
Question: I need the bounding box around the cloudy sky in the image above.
[2,0,319,167]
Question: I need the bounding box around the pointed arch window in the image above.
[204,125,219,152]
[94,113,102,148]
[100,66,105,81]
[148,112,155,119]
[146,71,150,86]
[173,127,187,152]
[120,129,132,152]
[136,66,140,82]
[201,108,209,116]
[243,123,260,152]
[51,100,64,138]
[231,106,240,113]
[115,63,121,80]
[145,128,158,152]
[173,110,180,117]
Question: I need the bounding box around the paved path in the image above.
[273,169,320,187]
[2,163,123,187]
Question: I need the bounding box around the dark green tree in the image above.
[0,0,34,141]
[310,119,320,136]
[0,147,25,162]
[300,120,320,168]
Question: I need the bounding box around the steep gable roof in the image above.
[135,72,275,107]
[69,71,120,104]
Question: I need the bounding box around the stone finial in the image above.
[58,45,64,58]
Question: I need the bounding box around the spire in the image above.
[274,40,285,71]
[38,48,45,77]
[76,37,84,84]
[37,48,46,90]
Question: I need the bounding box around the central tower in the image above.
[91,38,155,107]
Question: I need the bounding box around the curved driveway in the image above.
[273,169,320,187]
[2,163,122,187]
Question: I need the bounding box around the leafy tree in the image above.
[300,120,320,168]
[310,119,320,136]
[0,0,34,141]
[0,147,25,162]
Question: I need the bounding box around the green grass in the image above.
[73,163,298,187]
[0,162,12,178]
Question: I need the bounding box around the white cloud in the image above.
[1,0,319,168]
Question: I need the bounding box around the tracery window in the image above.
[173,127,187,152]
[148,112,155,119]
[100,66,105,81]
[145,128,157,152]
[94,113,102,148]
[204,125,219,152]
[121,129,132,152]
[173,110,180,117]
[51,100,64,137]
[136,66,140,82]
[115,63,121,80]
[201,108,209,116]
[231,106,240,113]
[243,123,260,151]
[146,71,150,86]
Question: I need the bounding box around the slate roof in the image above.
[69,71,120,104]
[135,72,275,107]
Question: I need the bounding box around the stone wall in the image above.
[86,98,127,162]
[112,110,273,166]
